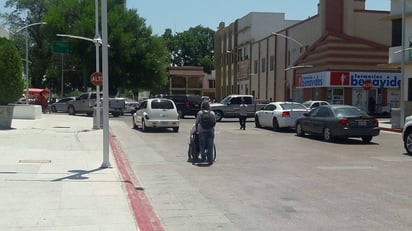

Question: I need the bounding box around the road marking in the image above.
[371,156,412,162]
[317,166,376,170]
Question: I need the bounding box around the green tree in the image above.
[163,25,215,73]
[1,0,170,96]
[0,38,24,105]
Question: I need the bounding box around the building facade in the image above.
[168,66,216,99]
[214,12,299,100]
[215,0,399,115]
[388,0,412,125]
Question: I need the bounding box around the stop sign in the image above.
[363,79,372,91]
[90,72,103,86]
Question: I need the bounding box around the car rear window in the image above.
[280,103,307,110]
[188,95,202,103]
[151,100,174,109]
[334,107,366,117]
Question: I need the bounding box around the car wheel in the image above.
[68,106,76,115]
[132,116,138,129]
[141,119,147,132]
[173,127,179,132]
[361,136,373,143]
[272,118,280,131]
[404,130,412,154]
[214,110,223,122]
[51,106,57,113]
[255,115,261,128]
[296,123,305,137]
[323,127,333,142]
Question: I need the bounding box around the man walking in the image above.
[239,99,248,130]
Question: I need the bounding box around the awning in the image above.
[23,88,51,95]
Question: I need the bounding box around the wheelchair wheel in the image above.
[213,144,216,161]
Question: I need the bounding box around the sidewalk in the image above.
[0,114,138,230]
[378,118,402,133]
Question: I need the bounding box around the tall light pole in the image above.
[273,32,305,101]
[56,33,105,129]
[101,0,111,168]
[15,22,47,104]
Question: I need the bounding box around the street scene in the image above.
[2,0,412,230]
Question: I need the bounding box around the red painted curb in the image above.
[380,127,402,133]
[110,132,164,231]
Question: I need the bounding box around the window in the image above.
[242,97,253,104]
[151,100,174,109]
[254,60,258,74]
[392,19,402,47]
[261,58,266,73]
[269,56,275,71]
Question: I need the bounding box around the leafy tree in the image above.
[0,37,24,105]
[1,0,170,96]
[163,25,215,73]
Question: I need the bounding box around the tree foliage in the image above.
[0,37,24,105]
[163,25,215,73]
[1,0,169,96]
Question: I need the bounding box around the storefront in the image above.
[295,71,401,114]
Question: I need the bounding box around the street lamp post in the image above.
[56,33,105,129]
[15,22,47,104]
[273,32,305,101]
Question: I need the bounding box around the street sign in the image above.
[90,72,103,86]
[52,41,70,54]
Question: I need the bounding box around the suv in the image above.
[403,115,412,154]
[164,94,202,118]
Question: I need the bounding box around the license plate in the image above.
[357,120,367,126]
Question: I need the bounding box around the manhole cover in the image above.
[19,160,51,163]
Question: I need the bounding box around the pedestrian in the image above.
[239,98,248,130]
[195,100,216,165]
[38,93,48,113]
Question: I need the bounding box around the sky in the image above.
[129,0,391,35]
[0,0,390,35]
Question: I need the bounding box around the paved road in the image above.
[112,116,412,231]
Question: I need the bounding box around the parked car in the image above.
[132,98,179,132]
[402,115,412,154]
[50,97,76,112]
[122,98,139,115]
[210,94,268,122]
[67,92,125,117]
[255,102,308,130]
[302,100,330,109]
[164,94,202,118]
[295,105,380,143]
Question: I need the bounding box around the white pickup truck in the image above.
[67,92,125,117]
[210,94,268,122]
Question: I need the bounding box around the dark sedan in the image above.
[295,105,380,143]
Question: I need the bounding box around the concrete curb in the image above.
[110,131,164,231]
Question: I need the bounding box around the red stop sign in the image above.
[363,79,372,90]
[90,72,103,86]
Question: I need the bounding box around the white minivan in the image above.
[132,98,180,132]
[402,115,412,154]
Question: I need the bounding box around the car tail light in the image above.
[184,102,190,108]
[339,118,349,126]
[374,119,379,126]
[282,111,290,117]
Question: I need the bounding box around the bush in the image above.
[0,37,24,105]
